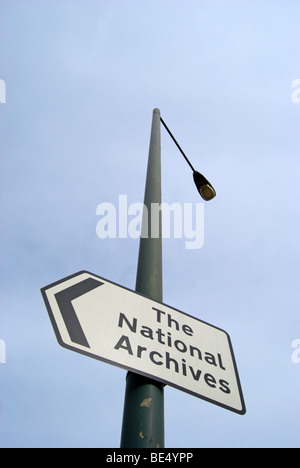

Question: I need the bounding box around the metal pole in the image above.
[120,108,164,448]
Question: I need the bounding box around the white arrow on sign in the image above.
[41,271,246,415]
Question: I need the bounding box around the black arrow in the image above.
[54,277,104,348]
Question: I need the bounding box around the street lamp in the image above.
[120,109,215,449]
[160,117,216,201]
[193,171,216,201]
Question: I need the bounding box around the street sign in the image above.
[41,270,246,415]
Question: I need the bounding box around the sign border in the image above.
[41,270,246,415]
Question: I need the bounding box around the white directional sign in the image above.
[41,271,246,415]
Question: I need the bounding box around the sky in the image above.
[0,0,300,448]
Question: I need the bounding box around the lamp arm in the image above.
[160,115,216,201]
[160,117,196,173]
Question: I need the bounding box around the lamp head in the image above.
[193,171,216,201]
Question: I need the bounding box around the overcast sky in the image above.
[1,0,300,448]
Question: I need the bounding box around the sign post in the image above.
[41,108,246,448]
[120,108,164,448]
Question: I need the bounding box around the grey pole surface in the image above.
[120,108,164,448]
